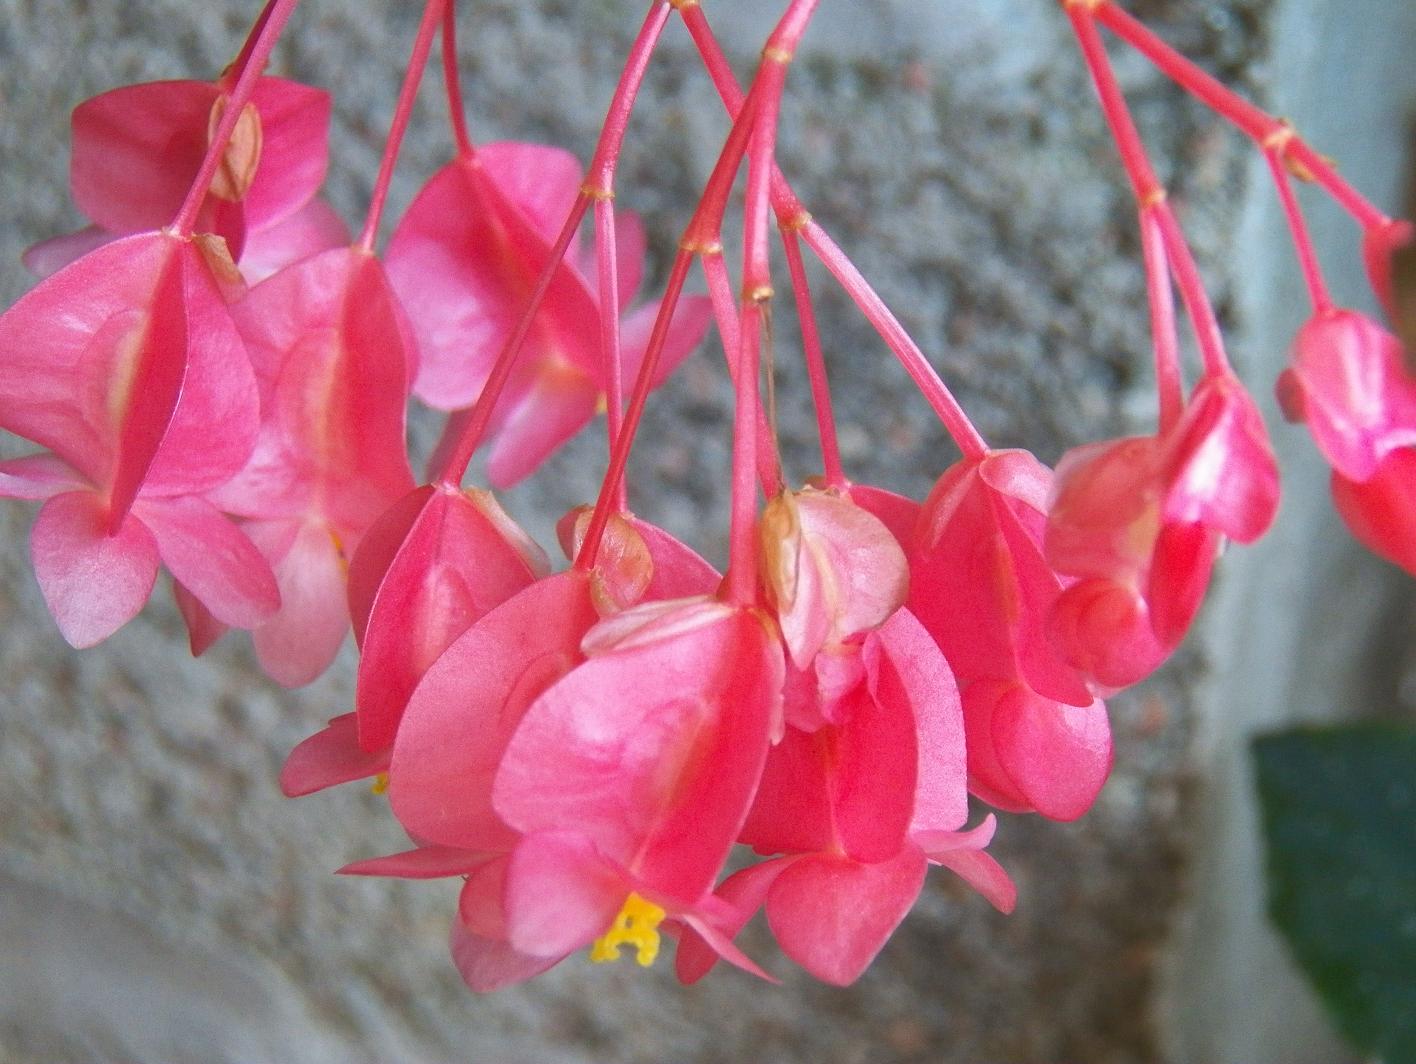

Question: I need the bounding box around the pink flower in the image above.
[0,231,277,646]
[385,142,712,487]
[25,76,342,283]
[1046,373,1280,690]
[1331,449,1416,576]
[677,610,1014,986]
[188,246,418,684]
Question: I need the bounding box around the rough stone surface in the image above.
[0,1,1407,1061]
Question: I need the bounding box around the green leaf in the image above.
[1253,724,1416,1064]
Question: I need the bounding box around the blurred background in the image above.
[0,0,1412,1060]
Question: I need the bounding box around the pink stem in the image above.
[681,0,986,458]
[1140,206,1184,432]
[1068,8,1230,379]
[724,0,820,606]
[701,246,785,497]
[803,221,988,458]
[594,195,628,511]
[1093,0,1391,229]
[222,0,280,89]
[442,0,476,159]
[782,225,845,488]
[430,1,670,494]
[357,0,448,252]
[172,0,301,235]
[1264,148,1335,316]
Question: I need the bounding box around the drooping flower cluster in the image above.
[1,0,1410,991]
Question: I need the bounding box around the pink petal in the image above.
[22,226,116,280]
[217,247,414,529]
[1047,578,1168,691]
[238,198,349,284]
[616,294,713,394]
[477,141,585,248]
[766,848,927,986]
[338,845,487,879]
[1146,522,1220,649]
[570,206,646,309]
[449,919,564,993]
[959,680,1035,814]
[738,724,836,856]
[71,80,216,234]
[495,604,782,904]
[992,684,1113,822]
[1331,449,1416,576]
[917,814,1017,914]
[847,483,922,551]
[484,361,601,488]
[172,580,230,656]
[246,519,351,687]
[239,78,333,230]
[675,859,793,985]
[502,831,625,959]
[386,159,600,409]
[1162,374,1280,544]
[353,486,547,751]
[871,609,969,835]
[389,571,598,852]
[279,714,391,797]
[0,454,84,500]
[630,516,722,599]
[135,495,279,630]
[1287,310,1416,481]
[30,490,159,648]
[830,678,917,865]
[459,856,512,938]
[678,911,778,985]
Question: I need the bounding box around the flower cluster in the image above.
[1,0,1410,991]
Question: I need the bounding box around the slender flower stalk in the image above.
[1265,145,1336,316]
[782,225,846,488]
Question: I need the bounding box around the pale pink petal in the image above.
[389,571,598,852]
[22,226,116,279]
[0,454,84,500]
[477,141,585,248]
[766,848,927,987]
[449,919,564,993]
[239,198,349,284]
[135,495,279,630]
[279,713,390,797]
[31,490,159,648]
[247,519,350,687]
[502,831,626,959]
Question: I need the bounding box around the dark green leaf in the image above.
[1253,723,1416,1064]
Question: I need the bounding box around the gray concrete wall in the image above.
[0,1,1410,1061]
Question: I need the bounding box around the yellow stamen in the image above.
[590,893,666,967]
[370,772,390,795]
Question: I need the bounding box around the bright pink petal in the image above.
[1331,449,1416,575]
[675,859,793,985]
[459,856,512,938]
[1047,578,1168,691]
[279,713,390,797]
[959,680,1034,814]
[630,516,721,599]
[917,814,1017,914]
[338,845,486,879]
[238,198,349,284]
[830,681,917,865]
[502,831,625,959]
[240,78,332,230]
[1162,374,1280,544]
[135,495,279,630]
[992,684,1113,822]
[766,848,927,986]
[678,911,778,985]
[22,226,116,279]
[71,80,216,234]
[477,141,584,248]
[246,518,351,687]
[449,919,564,993]
[0,454,84,500]
[738,724,836,856]
[495,604,782,904]
[848,484,922,551]
[31,490,159,647]
[1146,522,1220,649]
[354,486,547,751]
[389,571,598,852]
[571,208,647,309]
